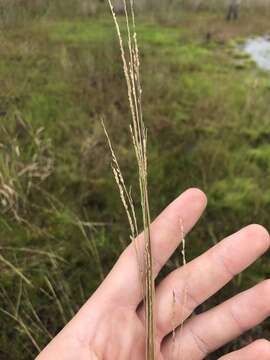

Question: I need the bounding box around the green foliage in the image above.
[1,7,270,359]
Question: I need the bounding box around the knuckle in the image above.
[188,325,210,357]
[228,305,247,333]
[215,251,236,278]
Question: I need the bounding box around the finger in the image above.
[95,188,207,307]
[162,280,270,360]
[218,339,270,360]
[152,224,269,338]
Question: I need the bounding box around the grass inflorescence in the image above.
[105,0,155,358]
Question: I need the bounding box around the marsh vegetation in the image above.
[1,1,270,359]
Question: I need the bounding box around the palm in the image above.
[37,189,270,360]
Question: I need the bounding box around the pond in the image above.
[242,36,270,71]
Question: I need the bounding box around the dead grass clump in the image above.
[0,114,54,219]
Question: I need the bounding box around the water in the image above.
[243,36,270,71]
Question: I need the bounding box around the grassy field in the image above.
[1,7,270,359]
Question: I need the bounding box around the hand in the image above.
[36,188,270,360]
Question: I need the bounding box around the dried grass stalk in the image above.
[105,0,156,358]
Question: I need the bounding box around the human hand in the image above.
[36,188,270,360]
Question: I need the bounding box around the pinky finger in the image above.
[219,339,270,360]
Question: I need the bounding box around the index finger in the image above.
[97,188,207,307]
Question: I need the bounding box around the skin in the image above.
[36,188,270,360]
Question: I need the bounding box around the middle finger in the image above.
[149,224,269,339]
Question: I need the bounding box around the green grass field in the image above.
[1,8,270,359]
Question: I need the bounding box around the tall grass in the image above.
[105,0,156,358]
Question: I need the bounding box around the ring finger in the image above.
[161,281,270,359]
